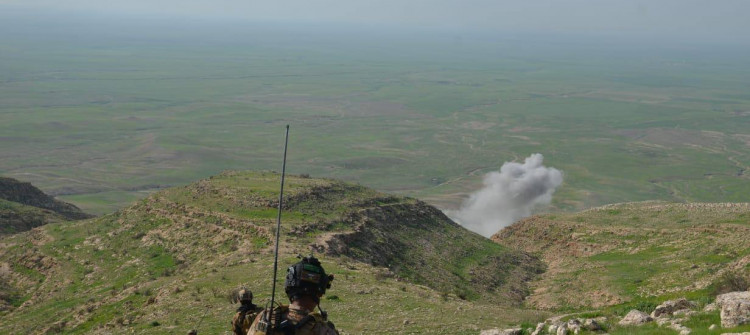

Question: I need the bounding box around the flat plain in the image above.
[1,15,749,215]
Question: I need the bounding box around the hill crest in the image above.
[0,171,545,334]
[0,177,93,235]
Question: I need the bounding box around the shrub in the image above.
[713,271,750,296]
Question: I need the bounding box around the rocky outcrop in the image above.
[0,178,94,234]
[480,328,522,335]
[530,323,545,335]
[0,177,92,220]
[618,310,653,326]
[324,200,544,304]
[667,321,691,335]
[717,292,750,308]
[583,319,602,331]
[718,291,750,328]
[651,298,697,318]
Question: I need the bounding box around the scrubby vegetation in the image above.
[0,171,547,334]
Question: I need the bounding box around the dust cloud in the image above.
[450,154,563,237]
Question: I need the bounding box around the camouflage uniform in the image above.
[232,304,263,335]
[248,305,338,335]
[231,287,261,335]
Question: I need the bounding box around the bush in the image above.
[713,271,750,296]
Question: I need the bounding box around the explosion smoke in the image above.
[451,153,563,237]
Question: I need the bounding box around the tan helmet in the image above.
[230,287,254,304]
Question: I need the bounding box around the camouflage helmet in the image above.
[230,287,254,304]
[284,256,334,303]
[238,287,253,303]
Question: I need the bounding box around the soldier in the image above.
[248,256,339,335]
[231,287,262,335]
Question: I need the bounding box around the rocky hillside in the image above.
[0,171,546,334]
[0,177,93,234]
[493,201,750,311]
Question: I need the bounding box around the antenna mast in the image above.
[267,124,290,331]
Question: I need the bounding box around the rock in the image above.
[668,321,691,335]
[566,319,582,334]
[652,298,697,318]
[717,292,750,308]
[556,324,568,335]
[530,323,545,335]
[583,319,602,331]
[655,317,672,326]
[721,299,750,328]
[704,302,718,312]
[548,324,558,334]
[480,328,522,335]
[718,292,750,328]
[708,324,717,330]
[619,310,653,326]
[403,319,411,325]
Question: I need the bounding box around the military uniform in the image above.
[232,304,263,335]
[248,305,338,335]
[247,256,338,335]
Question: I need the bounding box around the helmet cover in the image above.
[284,256,334,303]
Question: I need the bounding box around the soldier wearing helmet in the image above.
[231,287,262,335]
[248,256,339,335]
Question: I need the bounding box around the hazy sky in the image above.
[3,0,750,43]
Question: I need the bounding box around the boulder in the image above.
[721,299,750,328]
[583,319,602,331]
[619,310,653,326]
[717,291,750,328]
[655,317,672,326]
[560,319,581,334]
[668,322,691,335]
[556,324,568,335]
[530,323,545,335]
[717,292,750,308]
[651,298,697,318]
[480,328,522,335]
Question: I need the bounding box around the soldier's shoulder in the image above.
[309,314,338,335]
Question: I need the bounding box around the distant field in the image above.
[1,16,749,214]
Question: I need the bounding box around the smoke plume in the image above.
[451,154,563,237]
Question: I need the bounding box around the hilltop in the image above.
[492,201,750,311]
[0,177,93,235]
[0,171,546,334]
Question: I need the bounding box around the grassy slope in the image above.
[493,202,750,312]
[0,198,69,235]
[0,171,547,334]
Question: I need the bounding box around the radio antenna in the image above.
[267,124,290,331]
